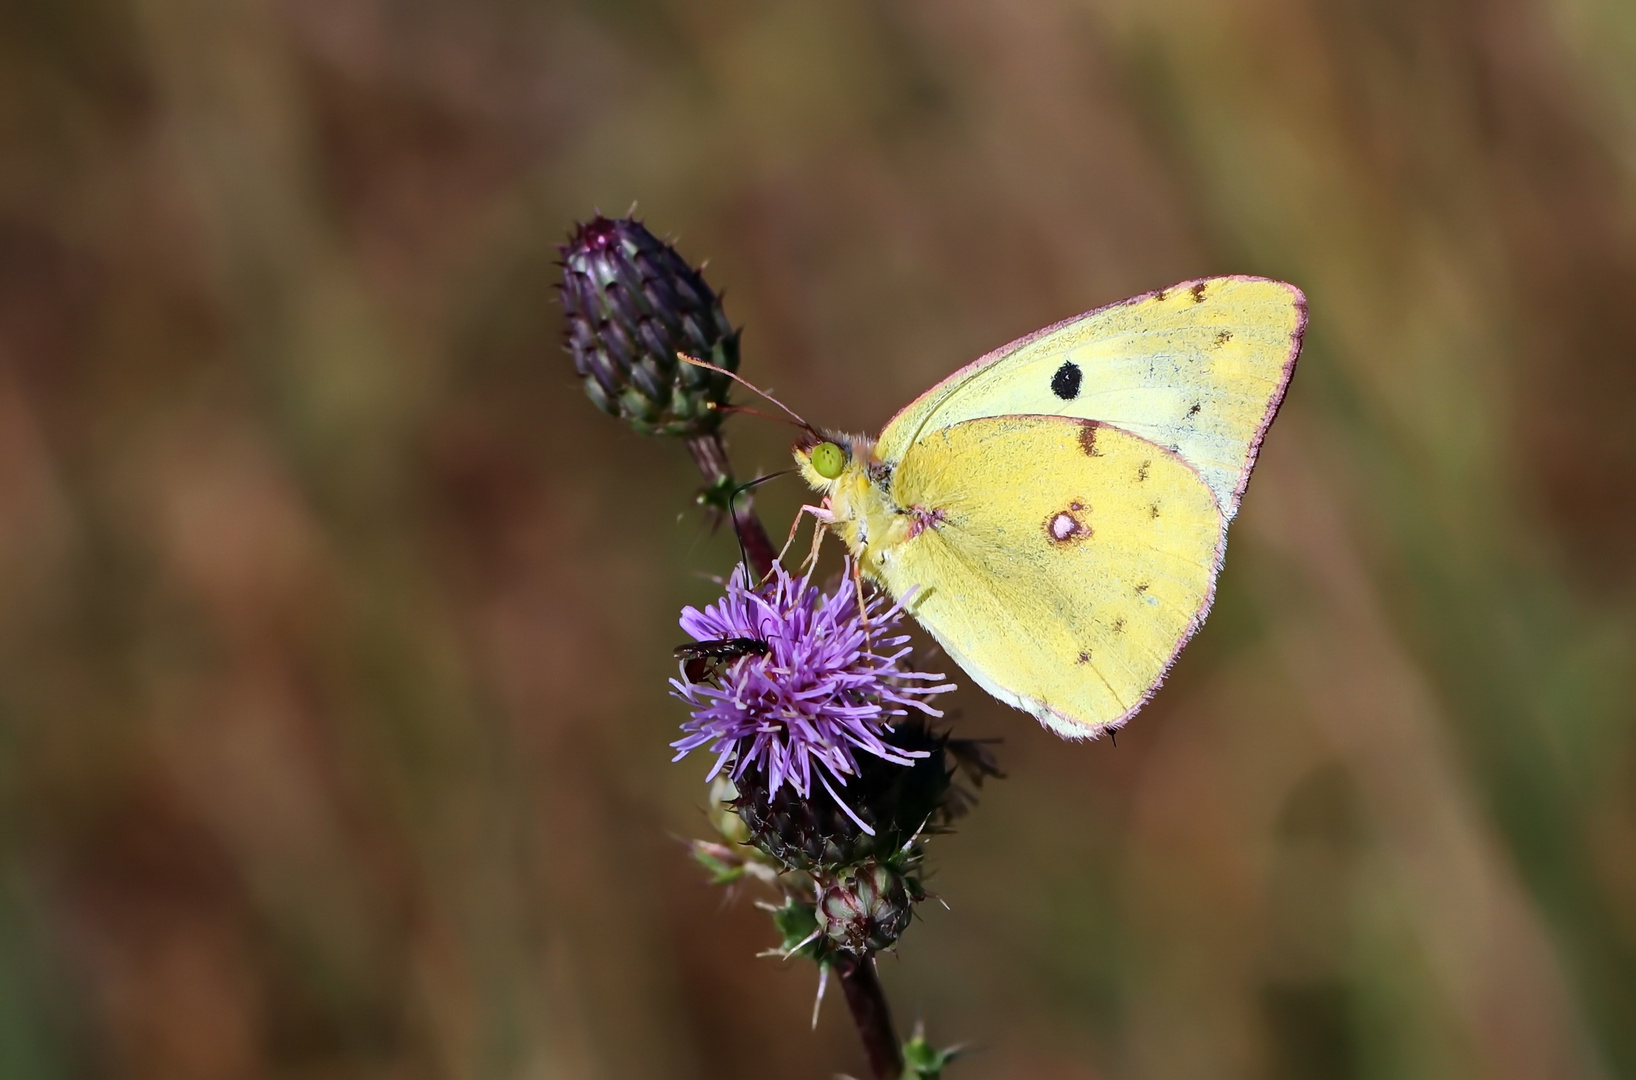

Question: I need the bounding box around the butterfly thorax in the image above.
[794,433,915,581]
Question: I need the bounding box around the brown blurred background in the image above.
[2,0,1635,1077]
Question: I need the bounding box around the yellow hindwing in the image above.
[874,414,1223,736]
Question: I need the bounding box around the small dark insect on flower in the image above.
[673,636,770,686]
[670,561,954,829]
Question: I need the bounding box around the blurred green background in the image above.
[2,0,1635,1076]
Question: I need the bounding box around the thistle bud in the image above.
[559,215,741,437]
[816,861,916,955]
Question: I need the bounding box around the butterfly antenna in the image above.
[714,403,810,427]
[678,353,819,437]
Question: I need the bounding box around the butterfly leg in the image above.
[779,501,834,575]
[777,504,816,564]
[801,516,832,575]
[851,557,872,632]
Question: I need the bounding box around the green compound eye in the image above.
[810,441,846,479]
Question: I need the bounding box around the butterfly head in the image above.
[793,431,874,494]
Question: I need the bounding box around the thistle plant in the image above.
[560,215,999,1079]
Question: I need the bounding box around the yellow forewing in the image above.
[876,414,1223,736]
[877,276,1305,520]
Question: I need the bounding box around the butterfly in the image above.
[790,276,1305,739]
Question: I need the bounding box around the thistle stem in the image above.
[685,431,779,579]
[836,953,905,1079]
[684,428,904,1077]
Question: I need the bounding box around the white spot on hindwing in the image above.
[1045,501,1091,545]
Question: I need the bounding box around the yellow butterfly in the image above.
[793,276,1306,739]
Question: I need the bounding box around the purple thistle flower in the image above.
[671,562,954,831]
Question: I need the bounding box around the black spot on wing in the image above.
[1186,402,1201,418]
[1213,329,1233,347]
[1051,361,1082,400]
